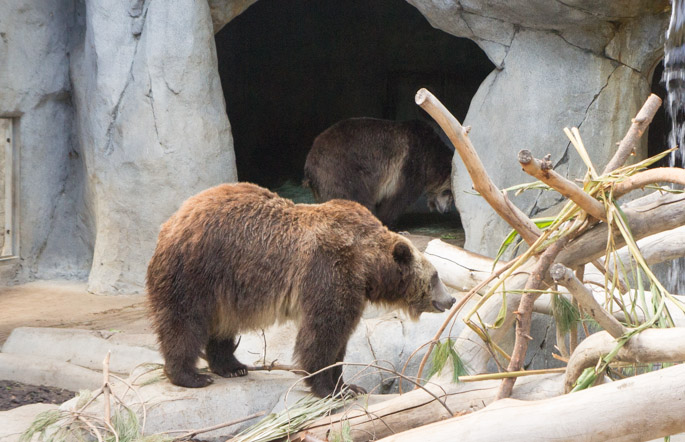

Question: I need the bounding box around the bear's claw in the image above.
[212,364,248,378]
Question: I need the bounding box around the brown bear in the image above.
[146,182,455,397]
[303,118,454,226]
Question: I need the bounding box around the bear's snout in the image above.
[431,296,456,313]
[430,277,456,313]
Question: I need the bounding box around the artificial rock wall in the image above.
[409,0,668,255]
[0,0,671,292]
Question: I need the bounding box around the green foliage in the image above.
[440,233,459,240]
[20,410,63,442]
[571,366,598,392]
[329,421,353,442]
[232,394,349,442]
[107,409,140,442]
[493,218,555,266]
[426,338,468,383]
[552,295,580,335]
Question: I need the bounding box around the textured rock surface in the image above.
[0,403,59,442]
[0,353,101,392]
[0,0,672,285]
[2,327,162,374]
[0,1,92,283]
[70,0,237,293]
[409,0,668,256]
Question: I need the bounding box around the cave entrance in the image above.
[215,0,495,244]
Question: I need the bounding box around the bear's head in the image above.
[370,237,455,320]
[426,178,453,214]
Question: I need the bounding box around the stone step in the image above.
[0,353,101,392]
[2,327,162,375]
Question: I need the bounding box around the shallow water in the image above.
[271,181,465,247]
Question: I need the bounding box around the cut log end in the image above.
[518,149,533,164]
[550,263,568,282]
[415,88,429,105]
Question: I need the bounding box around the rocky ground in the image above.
[0,380,75,411]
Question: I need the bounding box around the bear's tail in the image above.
[302,177,311,189]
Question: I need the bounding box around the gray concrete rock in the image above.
[0,353,101,392]
[0,1,92,282]
[403,1,666,256]
[234,310,459,394]
[2,327,162,374]
[70,0,237,294]
[60,369,303,440]
[0,403,59,442]
[208,0,259,33]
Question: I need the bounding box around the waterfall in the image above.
[660,0,685,293]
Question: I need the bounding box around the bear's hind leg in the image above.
[206,336,248,378]
[160,323,213,388]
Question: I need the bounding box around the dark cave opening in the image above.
[214,0,495,241]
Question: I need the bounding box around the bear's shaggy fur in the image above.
[146,182,455,397]
[303,118,454,226]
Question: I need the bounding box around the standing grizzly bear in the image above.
[147,182,455,397]
[303,118,454,226]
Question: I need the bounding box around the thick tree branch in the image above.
[613,167,685,198]
[299,374,564,442]
[602,93,662,175]
[380,363,685,442]
[415,88,541,246]
[518,149,606,220]
[495,238,569,400]
[556,192,685,268]
[550,264,629,339]
[564,328,685,393]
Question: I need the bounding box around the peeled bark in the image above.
[564,328,685,392]
[299,374,564,442]
[378,363,685,442]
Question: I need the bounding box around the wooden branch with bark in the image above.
[518,149,606,220]
[549,263,629,339]
[378,363,685,442]
[297,90,685,441]
[601,93,662,174]
[415,88,542,245]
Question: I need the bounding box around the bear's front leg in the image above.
[295,320,364,398]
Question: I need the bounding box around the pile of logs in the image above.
[297,90,685,441]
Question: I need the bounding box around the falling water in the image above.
[664,0,685,167]
[661,0,685,293]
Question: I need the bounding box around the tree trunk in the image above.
[378,364,685,442]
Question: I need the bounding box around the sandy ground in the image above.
[0,280,150,346]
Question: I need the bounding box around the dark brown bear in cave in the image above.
[303,118,454,226]
[146,182,455,397]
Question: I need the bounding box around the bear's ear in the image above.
[392,241,413,266]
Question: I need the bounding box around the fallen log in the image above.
[564,327,685,392]
[378,363,685,442]
[424,239,508,292]
[557,192,685,268]
[298,373,564,442]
